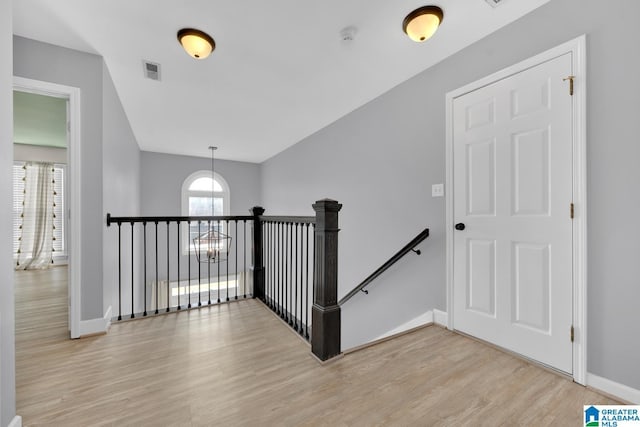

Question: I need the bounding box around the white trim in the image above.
[587,373,640,404]
[433,309,448,327]
[79,306,112,337]
[8,415,22,427]
[444,35,587,384]
[570,35,588,387]
[181,169,230,216]
[13,76,82,340]
[373,311,434,341]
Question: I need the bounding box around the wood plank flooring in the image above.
[15,269,617,426]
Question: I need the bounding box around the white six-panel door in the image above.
[452,53,573,374]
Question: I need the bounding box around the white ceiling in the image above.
[13,0,549,163]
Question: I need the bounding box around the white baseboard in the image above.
[587,372,640,404]
[374,311,434,341]
[79,306,112,337]
[8,415,22,427]
[433,309,448,327]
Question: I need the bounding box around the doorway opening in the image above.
[13,77,81,339]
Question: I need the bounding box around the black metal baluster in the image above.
[143,222,147,316]
[177,220,181,310]
[198,220,202,307]
[262,221,271,307]
[226,219,230,301]
[264,220,268,304]
[284,222,291,322]
[155,221,159,315]
[284,222,288,321]
[217,220,221,303]
[131,222,135,319]
[299,224,304,335]
[243,220,247,298]
[294,223,298,331]
[188,220,192,309]
[208,220,212,305]
[117,222,122,321]
[270,222,274,308]
[286,222,291,324]
[289,222,293,326]
[277,222,281,315]
[281,222,283,316]
[166,221,170,312]
[306,223,312,339]
[235,220,238,300]
[283,221,286,317]
[263,221,267,306]
[280,222,289,321]
[274,223,277,312]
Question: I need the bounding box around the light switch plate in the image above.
[432,183,444,197]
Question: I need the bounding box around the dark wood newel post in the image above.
[250,206,265,300]
[312,199,342,361]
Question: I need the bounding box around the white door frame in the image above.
[445,35,587,384]
[13,76,82,339]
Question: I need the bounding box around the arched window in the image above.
[181,171,230,252]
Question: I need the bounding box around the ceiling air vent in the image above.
[485,0,505,7]
[143,60,161,81]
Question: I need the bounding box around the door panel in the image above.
[467,239,496,316]
[466,140,496,216]
[512,128,550,216]
[453,53,573,374]
[512,242,550,332]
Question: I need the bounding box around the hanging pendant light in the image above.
[193,146,231,263]
[402,6,444,42]
[206,146,218,262]
[177,28,216,59]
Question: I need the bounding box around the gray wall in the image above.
[261,0,640,390]
[1,2,15,425]
[260,42,446,349]
[141,151,261,217]
[14,36,104,320]
[102,62,142,319]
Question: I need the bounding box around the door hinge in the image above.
[570,203,574,219]
[570,325,575,342]
[563,75,575,96]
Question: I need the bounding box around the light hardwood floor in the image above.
[15,268,617,426]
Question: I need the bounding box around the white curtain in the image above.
[16,162,56,270]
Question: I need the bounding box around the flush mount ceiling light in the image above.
[402,6,444,42]
[177,28,215,59]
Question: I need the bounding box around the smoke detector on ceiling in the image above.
[340,26,358,42]
[142,60,161,81]
[485,0,506,7]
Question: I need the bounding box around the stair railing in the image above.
[338,228,430,306]
[107,199,343,362]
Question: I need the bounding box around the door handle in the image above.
[455,223,466,231]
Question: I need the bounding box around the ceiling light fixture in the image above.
[402,6,444,42]
[193,146,231,264]
[177,28,216,59]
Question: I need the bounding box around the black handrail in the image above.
[260,215,316,224]
[338,228,429,305]
[106,213,255,226]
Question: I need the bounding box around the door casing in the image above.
[13,76,82,339]
[445,35,587,384]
